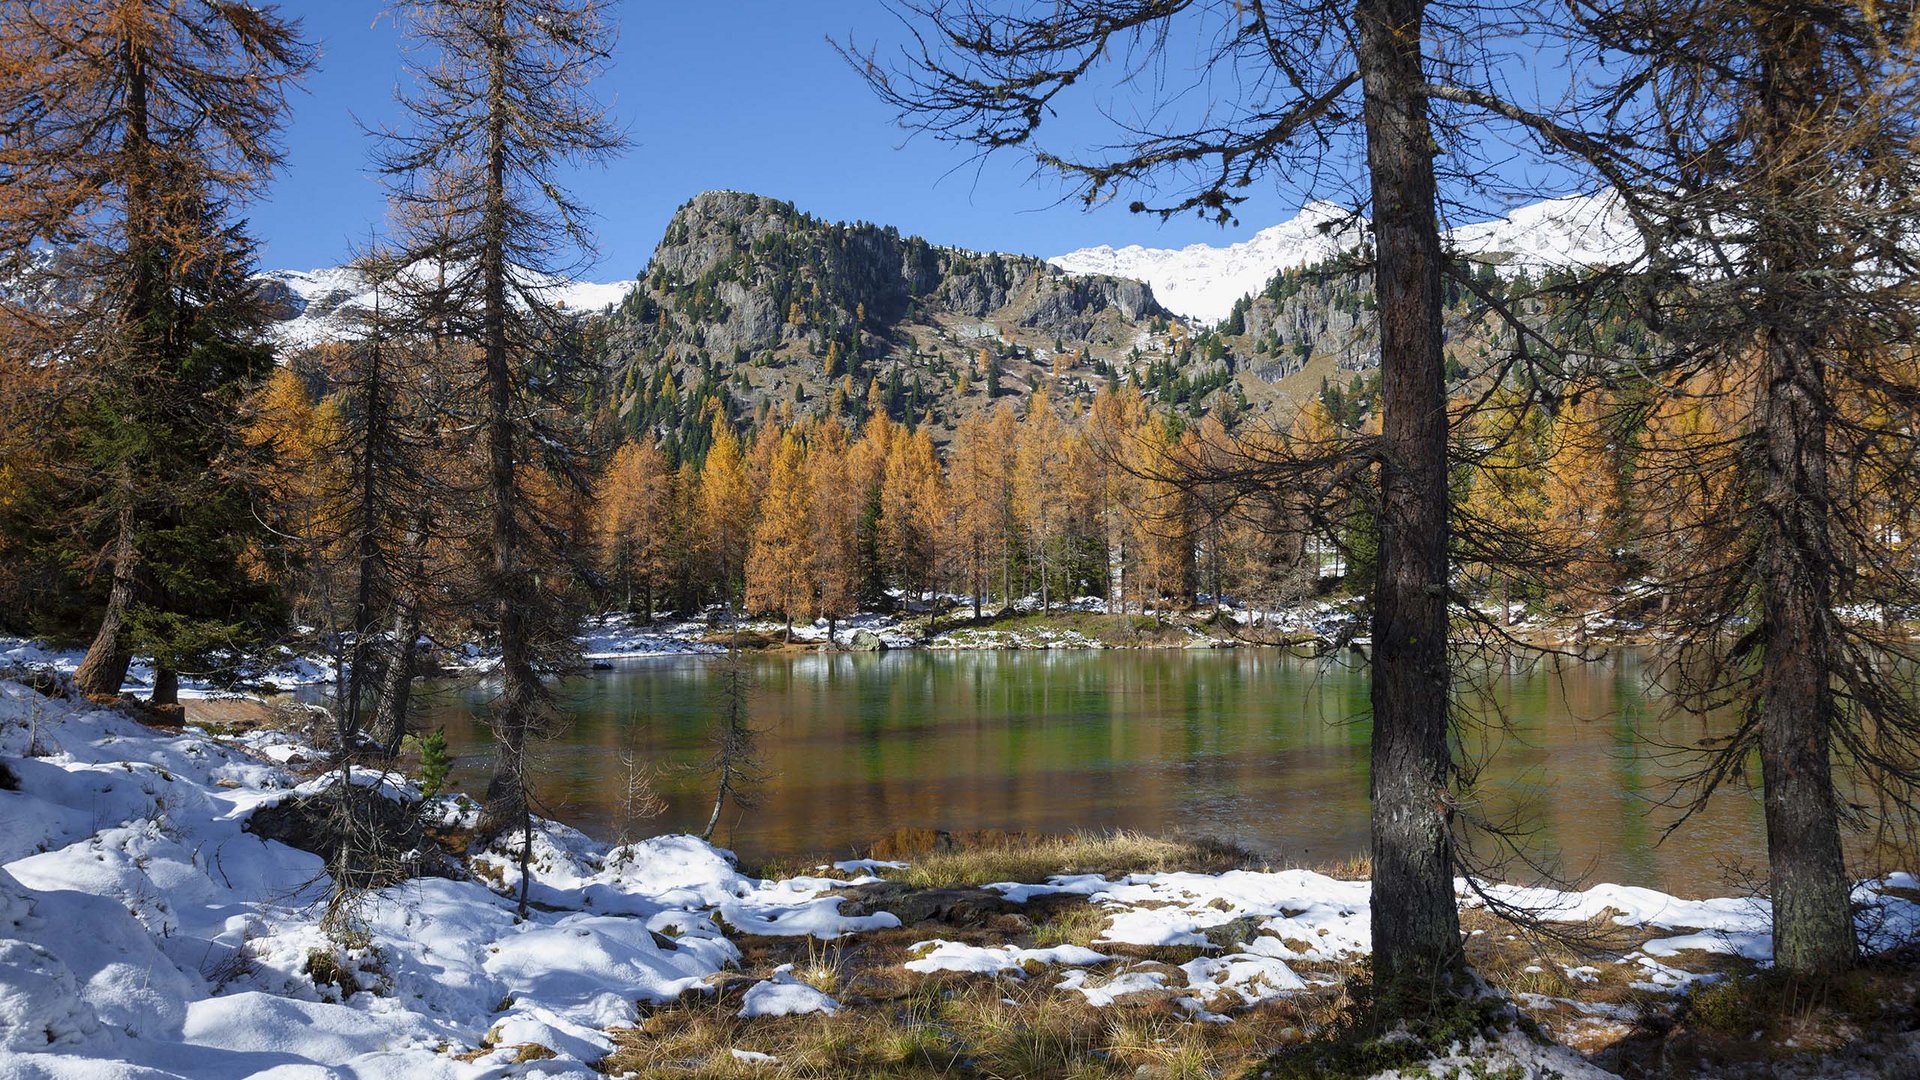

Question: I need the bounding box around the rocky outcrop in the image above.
[247,784,465,887]
[597,190,1173,435]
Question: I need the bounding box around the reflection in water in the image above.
[404,648,1768,896]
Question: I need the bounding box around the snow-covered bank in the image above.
[0,680,893,1078]
[2,674,1914,1078]
[0,637,333,698]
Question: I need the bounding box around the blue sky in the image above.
[254,2,1583,277]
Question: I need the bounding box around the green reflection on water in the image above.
[403,647,1766,895]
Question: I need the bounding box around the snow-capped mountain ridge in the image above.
[1047,200,1367,327]
[1049,192,1643,325]
[258,264,636,347]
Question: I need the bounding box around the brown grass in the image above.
[876,831,1252,890]
[609,971,1343,1079]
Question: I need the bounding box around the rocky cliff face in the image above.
[597,191,1176,439]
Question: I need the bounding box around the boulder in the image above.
[834,881,1016,928]
[247,784,464,886]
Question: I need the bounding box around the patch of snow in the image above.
[0,678,904,1077]
[830,859,907,875]
[1054,967,1170,1006]
[737,972,838,1019]
[903,940,1109,975]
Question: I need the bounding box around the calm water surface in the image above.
[404,648,1769,895]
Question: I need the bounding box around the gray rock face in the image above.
[598,190,1173,427]
[1232,270,1386,384]
[849,629,888,652]
[251,277,306,322]
[1015,274,1158,339]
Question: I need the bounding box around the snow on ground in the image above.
[735,970,838,1019]
[985,865,1920,1012]
[0,637,333,697]
[2,592,1366,698]
[904,940,1109,975]
[575,613,723,661]
[0,679,890,1078]
[1381,1025,1622,1080]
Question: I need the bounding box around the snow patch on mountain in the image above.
[1445,192,1645,273]
[1047,201,1365,326]
[257,265,637,348]
[1050,192,1644,325]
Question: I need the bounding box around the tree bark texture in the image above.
[1355,0,1464,989]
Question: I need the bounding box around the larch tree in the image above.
[1538,394,1623,615]
[984,403,1022,609]
[1127,414,1194,616]
[744,431,813,637]
[804,419,863,638]
[1458,389,1549,626]
[878,425,944,603]
[321,257,457,757]
[946,410,1005,617]
[0,0,311,699]
[1086,385,1149,612]
[596,438,674,619]
[696,417,755,614]
[374,0,626,886]
[1013,391,1070,611]
[1575,0,1920,976]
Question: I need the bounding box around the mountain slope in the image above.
[595,190,1177,444]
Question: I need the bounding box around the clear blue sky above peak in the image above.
[254,2,1581,278]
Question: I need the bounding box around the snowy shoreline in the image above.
[2,595,1681,703]
[2,675,1916,1077]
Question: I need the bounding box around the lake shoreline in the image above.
[549,600,1675,668]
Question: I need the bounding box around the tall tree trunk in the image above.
[1756,327,1854,977]
[1356,0,1463,990]
[345,329,386,746]
[1749,19,1855,979]
[1039,543,1050,612]
[1001,534,1011,612]
[622,538,633,613]
[77,40,157,703]
[76,501,138,698]
[475,0,535,894]
[376,598,422,756]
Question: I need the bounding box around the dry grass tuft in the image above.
[878,831,1251,890]
[1030,898,1113,949]
[790,938,844,995]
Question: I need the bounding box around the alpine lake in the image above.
[379,645,1795,896]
